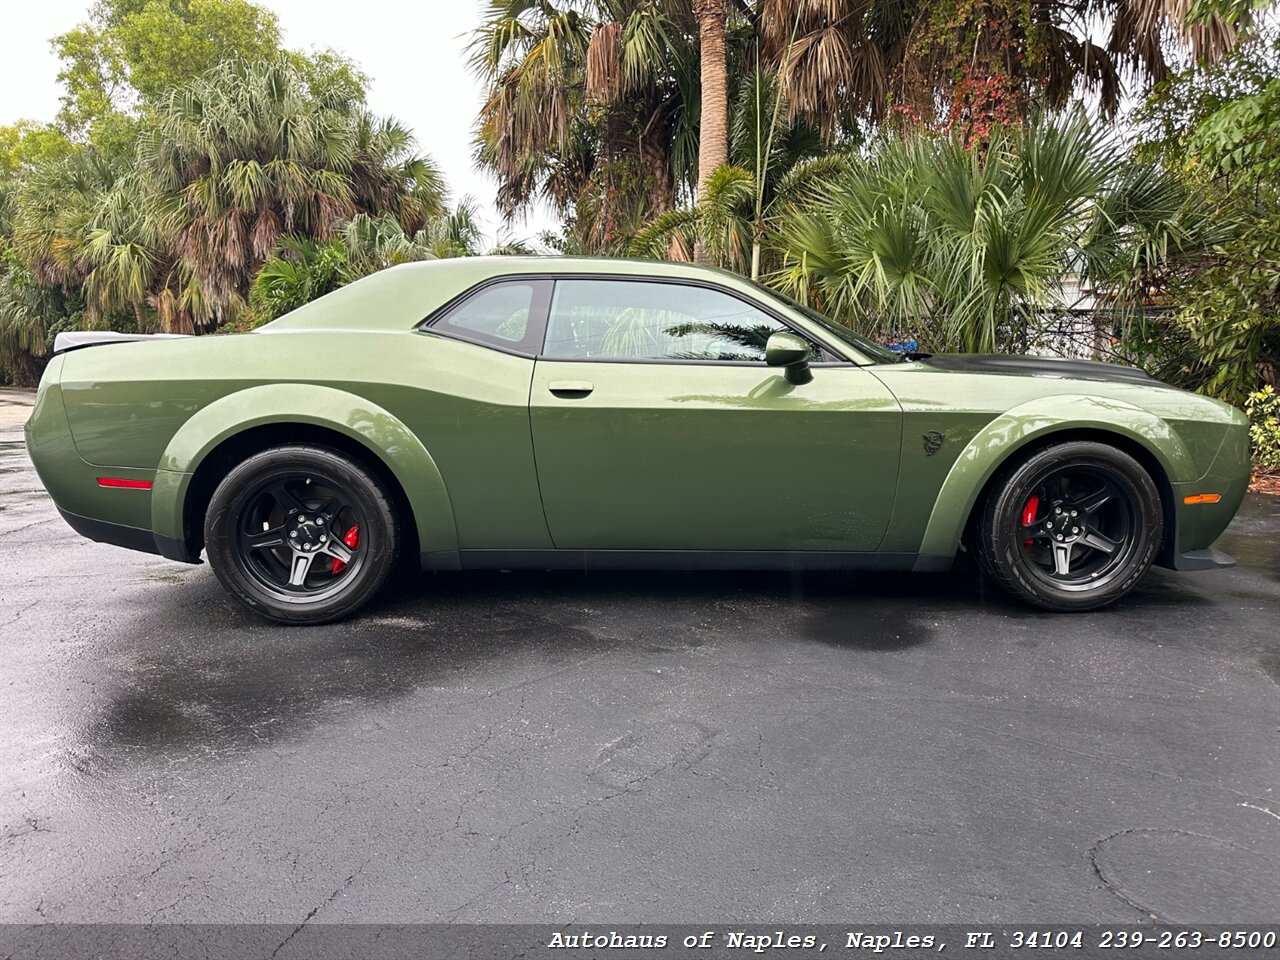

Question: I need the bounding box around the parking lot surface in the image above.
[1,387,1277,924]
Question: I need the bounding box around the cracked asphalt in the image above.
[1,386,1278,926]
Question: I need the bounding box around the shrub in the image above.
[1246,386,1280,470]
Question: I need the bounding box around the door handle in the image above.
[548,380,594,398]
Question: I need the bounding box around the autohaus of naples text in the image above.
[545,930,941,951]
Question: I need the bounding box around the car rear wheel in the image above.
[975,441,1162,611]
[204,445,399,624]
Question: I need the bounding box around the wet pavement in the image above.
[1,387,1278,924]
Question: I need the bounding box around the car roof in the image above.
[259,256,762,333]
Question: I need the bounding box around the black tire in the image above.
[974,440,1162,612]
[204,445,399,624]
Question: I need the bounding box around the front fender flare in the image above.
[150,383,458,560]
[916,394,1190,560]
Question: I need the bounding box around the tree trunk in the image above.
[638,119,675,218]
[693,0,728,264]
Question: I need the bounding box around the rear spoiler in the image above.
[52,331,192,355]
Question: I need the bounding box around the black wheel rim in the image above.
[229,472,366,603]
[1016,464,1139,592]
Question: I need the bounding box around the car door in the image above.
[529,277,902,553]
[390,277,557,552]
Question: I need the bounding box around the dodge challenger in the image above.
[24,258,1249,623]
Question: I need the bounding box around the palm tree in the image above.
[630,164,753,268]
[693,0,729,196]
[249,202,533,326]
[471,0,592,216]
[692,0,729,263]
[769,114,1215,354]
[10,148,117,295]
[140,56,447,332]
[759,0,907,140]
[629,150,846,276]
[249,213,439,324]
[79,172,172,329]
[472,0,699,251]
[630,64,828,277]
[0,256,83,385]
[423,199,485,259]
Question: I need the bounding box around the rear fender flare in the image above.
[151,383,457,556]
[917,394,1190,559]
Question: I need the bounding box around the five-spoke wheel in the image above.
[230,474,366,596]
[205,445,399,624]
[976,441,1162,611]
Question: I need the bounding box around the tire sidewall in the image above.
[204,446,398,624]
[984,442,1162,612]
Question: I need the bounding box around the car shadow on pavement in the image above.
[76,560,1214,762]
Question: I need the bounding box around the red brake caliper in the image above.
[1021,494,1040,548]
[331,524,360,574]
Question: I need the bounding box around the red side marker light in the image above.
[97,477,153,490]
[1183,493,1221,505]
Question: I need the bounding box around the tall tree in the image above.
[53,0,286,142]
[693,0,729,196]
[692,0,728,263]
[472,0,698,253]
[760,0,906,141]
[136,56,446,331]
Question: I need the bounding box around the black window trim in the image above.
[416,276,554,358]
[418,271,858,365]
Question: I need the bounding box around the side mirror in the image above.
[765,332,813,385]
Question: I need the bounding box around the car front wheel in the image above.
[204,445,399,624]
[975,440,1163,612]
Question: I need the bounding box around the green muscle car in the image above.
[25,257,1249,623]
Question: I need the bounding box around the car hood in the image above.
[917,353,1157,385]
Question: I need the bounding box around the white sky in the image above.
[0,0,558,246]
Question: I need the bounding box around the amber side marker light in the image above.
[97,477,153,490]
[1183,493,1222,505]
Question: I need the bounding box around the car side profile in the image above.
[25,257,1250,623]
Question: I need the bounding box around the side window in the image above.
[428,280,549,353]
[542,279,819,362]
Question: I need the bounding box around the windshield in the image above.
[750,283,906,364]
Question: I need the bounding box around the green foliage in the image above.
[244,236,352,327]
[247,203,514,328]
[113,0,283,101]
[1187,0,1269,27]
[630,165,753,268]
[50,0,366,163]
[1189,76,1280,178]
[54,0,285,136]
[472,0,698,251]
[1171,201,1280,402]
[0,248,86,386]
[109,55,445,332]
[1136,31,1279,164]
[1246,386,1280,469]
[0,7,446,381]
[0,123,77,239]
[0,123,76,183]
[1151,25,1280,404]
[766,115,1208,353]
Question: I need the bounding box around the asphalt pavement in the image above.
[1,386,1278,926]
